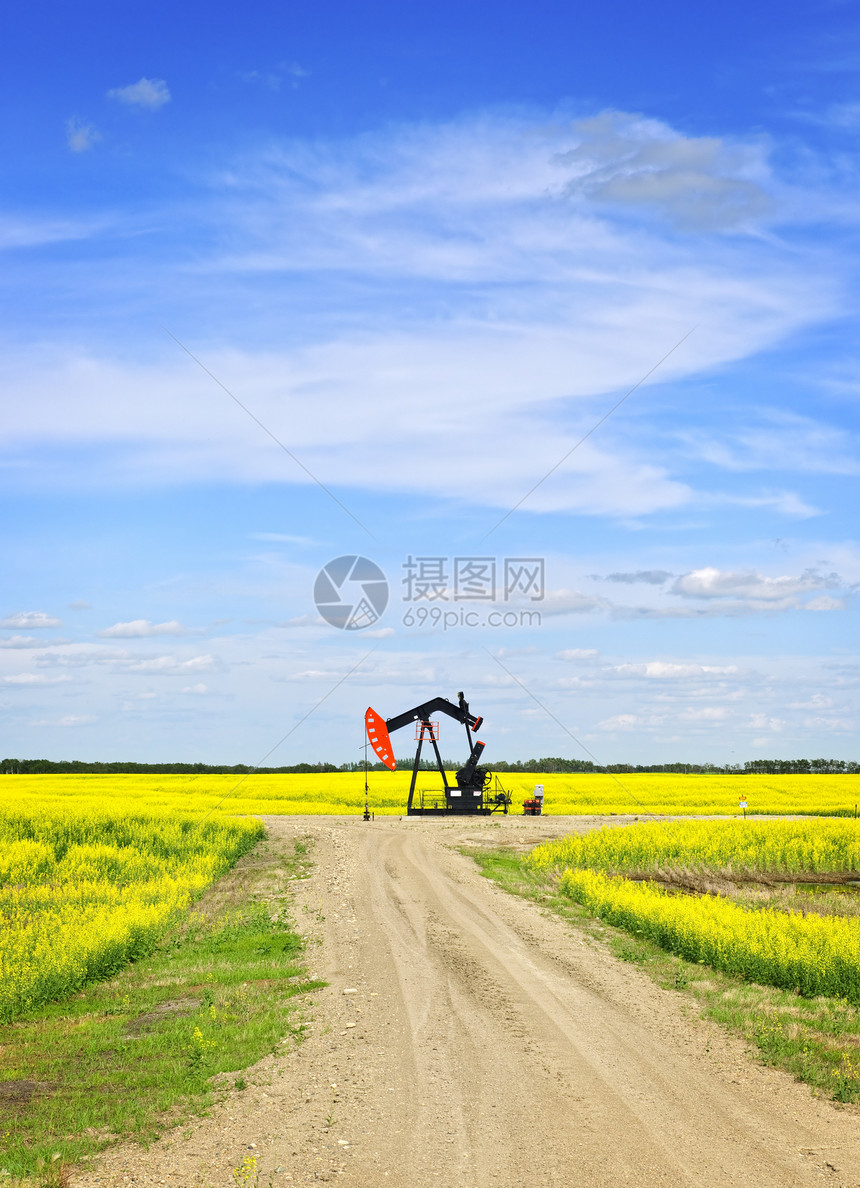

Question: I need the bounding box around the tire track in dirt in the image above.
[75,816,860,1187]
[357,826,857,1186]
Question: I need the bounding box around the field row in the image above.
[528,817,860,875]
[3,771,859,816]
[529,817,860,1005]
[560,867,860,1002]
[0,806,262,1023]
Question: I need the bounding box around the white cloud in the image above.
[610,602,743,620]
[681,412,860,479]
[98,619,187,638]
[802,714,855,732]
[596,712,665,730]
[805,596,844,611]
[240,61,309,91]
[612,661,739,679]
[556,110,773,231]
[0,337,698,516]
[126,654,218,674]
[671,567,837,602]
[749,713,784,732]
[231,108,773,241]
[250,532,315,544]
[717,491,821,519]
[65,117,100,153]
[0,635,59,649]
[611,596,843,620]
[541,590,610,616]
[287,668,346,681]
[35,646,220,675]
[274,614,327,629]
[599,570,673,585]
[35,647,131,668]
[597,713,640,731]
[30,713,96,726]
[107,78,171,109]
[181,683,209,694]
[0,215,100,251]
[677,706,729,721]
[557,648,600,661]
[0,612,62,629]
[1,109,841,519]
[3,672,72,684]
[788,693,834,709]
[825,102,860,131]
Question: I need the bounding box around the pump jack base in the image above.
[407,799,509,816]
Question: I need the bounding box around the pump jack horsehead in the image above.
[364,691,511,815]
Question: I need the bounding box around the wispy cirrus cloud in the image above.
[0,108,842,522]
[679,411,860,478]
[0,214,105,251]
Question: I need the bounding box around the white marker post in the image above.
[739,799,747,819]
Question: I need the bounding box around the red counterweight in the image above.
[365,707,396,770]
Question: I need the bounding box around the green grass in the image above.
[470,847,860,1108]
[0,835,324,1186]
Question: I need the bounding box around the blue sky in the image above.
[2,0,859,766]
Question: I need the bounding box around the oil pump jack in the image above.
[365,691,510,815]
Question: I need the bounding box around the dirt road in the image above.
[78,815,860,1187]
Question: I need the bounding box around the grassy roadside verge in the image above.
[471,848,860,1108]
[0,834,325,1186]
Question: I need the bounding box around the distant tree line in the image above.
[740,758,860,774]
[0,759,347,775]
[2,756,858,775]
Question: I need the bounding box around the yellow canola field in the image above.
[560,867,860,1002]
[533,817,860,1002]
[1,771,858,817]
[529,818,860,876]
[0,802,262,1023]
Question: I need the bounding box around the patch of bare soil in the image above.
[124,998,203,1037]
[0,1081,52,1105]
[73,815,860,1187]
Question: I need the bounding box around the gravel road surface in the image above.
[75,814,860,1187]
